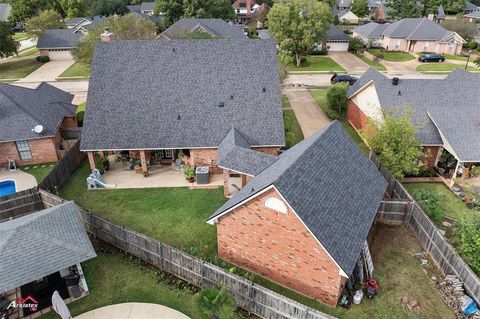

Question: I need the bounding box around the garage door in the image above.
[327,41,349,52]
[48,49,73,60]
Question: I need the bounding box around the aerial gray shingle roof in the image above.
[327,24,350,41]
[0,202,96,294]
[338,0,352,8]
[382,17,460,41]
[140,2,155,11]
[437,4,446,19]
[81,39,285,151]
[465,10,480,19]
[0,82,75,142]
[349,68,480,161]
[209,121,387,276]
[0,3,11,22]
[127,5,141,13]
[353,22,390,39]
[161,19,247,39]
[464,1,479,11]
[257,29,271,39]
[37,29,83,49]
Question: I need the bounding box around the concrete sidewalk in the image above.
[75,303,190,319]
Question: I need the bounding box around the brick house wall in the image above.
[346,100,368,131]
[39,49,49,56]
[422,146,441,168]
[216,187,347,307]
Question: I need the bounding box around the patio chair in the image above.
[8,159,16,172]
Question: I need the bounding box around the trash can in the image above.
[196,166,210,185]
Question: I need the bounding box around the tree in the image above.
[74,14,156,65]
[92,0,129,16]
[0,22,18,58]
[387,0,420,19]
[474,57,480,67]
[351,0,369,18]
[362,108,424,179]
[417,0,442,16]
[25,9,65,37]
[348,37,365,53]
[444,0,466,14]
[267,0,332,67]
[195,287,235,319]
[9,0,61,22]
[58,0,90,18]
[441,19,477,40]
[326,83,349,119]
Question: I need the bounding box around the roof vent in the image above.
[177,115,181,120]
[172,47,176,52]
[218,102,225,107]
[398,90,401,96]
[32,125,44,134]
[392,77,399,85]
[262,87,266,93]
[230,95,234,100]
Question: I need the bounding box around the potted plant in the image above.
[184,166,195,182]
[103,157,110,171]
[94,155,105,174]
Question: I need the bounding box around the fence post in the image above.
[159,243,165,271]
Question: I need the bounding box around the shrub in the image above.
[94,154,105,174]
[348,37,366,54]
[194,286,235,319]
[412,189,442,222]
[465,40,478,50]
[470,166,480,177]
[453,218,480,275]
[36,55,50,63]
[326,83,349,119]
[76,111,85,127]
[184,166,194,181]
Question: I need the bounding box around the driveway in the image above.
[75,303,190,319]
[328,52,369,74]
[284,88,331,138]
[16,60,75,82]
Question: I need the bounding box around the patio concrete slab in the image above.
[75,303,190,319]
[0,168,37,192]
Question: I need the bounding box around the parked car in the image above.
[418,54,445,62]
[330,73,357,85]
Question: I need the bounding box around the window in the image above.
[264,197,287,214]
[423,42,429,51]
[16,140,32,160]
[395,40,400,49]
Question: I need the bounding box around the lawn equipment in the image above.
[365,278,379,299]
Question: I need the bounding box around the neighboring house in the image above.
[132,11,163,26]
[353,22,390,47]
[0,202,96,318]
[68,16,106,32]
[232,0,269,26]
[347,68,480,174]
[337,9,360,24]
[326,24,351,51]
[381,17,464,54]
[337,0,352,10]
[159,19,247,40]
[372,1,391,22]
[464,1,480,14]
[435,4,446,22]
[140,2,156,15]
[207,121,387,307]
[81,39,285,192]
[464,10,480,22]
[0,3,12,22]
[0,82,77,166]
[37,29,83,60]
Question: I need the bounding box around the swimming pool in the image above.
[0,180,16,197]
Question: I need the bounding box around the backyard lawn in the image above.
[60,160,226,260]
[12,32,28,41]
[20,162,55,183]
[0,58,43,80]
[368,49,415,62]
[416,63,478,73]
[356,53,386,71]
[287,56,345,72]
[58,62,91,78]
[282,95,304,148]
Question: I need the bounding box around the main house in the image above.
[207,121,387,307]
[159,19,247,40]
[347,68,480,178]
[81,39,285,192]
[0,83,77,166]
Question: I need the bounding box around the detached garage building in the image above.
[37,29,82,60]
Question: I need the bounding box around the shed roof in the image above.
[0,202,96,294]
[209,121,387,276]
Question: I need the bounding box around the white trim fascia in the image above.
[427,111,460,160]
[347,80,374,99]
[81,144,284,152]
[218,165,256,177]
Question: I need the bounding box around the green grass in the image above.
[310,88,328,113]
[0,58,43,80]
[282,95,304,148]
[341,122,369,155]
[355,53,386,71]
[60,160,227,259]
[368,49,415,62]
[58,62,91,78]
[12,32,28,41]
[445,54,468,61]
[416,63,478,73]
[17,47,39,57]
[39,252,248,319]
[20,162,55,183]
[287,56,345,72]
[405,183,476,222]
[77,102,86,114]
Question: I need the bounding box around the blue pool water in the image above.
[0,180,16,196]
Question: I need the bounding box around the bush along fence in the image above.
[38,139,86,192]
[369,152,480,305]
[0,188,44,221]
[39,190,336,319]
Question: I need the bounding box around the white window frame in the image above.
[16,140,32,160]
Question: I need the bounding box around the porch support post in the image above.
[87,151,96,171]
[241,174,247,188]
[140,150,148,175]
[223,169,230,197]
[450,161,461,187]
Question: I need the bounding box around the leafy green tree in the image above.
[267,0,332,67]
[9,0,61,22]
[74,13,156,65]
[351,0,369,17]
[444,0,466,14]
[195,287,236,319]
[387,0,420,19]
[454,217,480,274]
[25,9,65,37]
[58,0,90,18]
[92,0,128,16]
[362,108,424,179]
[348,37,365,53]
[441,19,477,40]
[326,83,349,119]
[0,22,18,58]
[417,0,442,16]
[412,189,442,221]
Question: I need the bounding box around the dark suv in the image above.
[418,53,445,62]
[330,73,357,85]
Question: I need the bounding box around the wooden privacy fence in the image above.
[39,190,336,319]
[0,188,43,222]
[39,139,86,192]
[62,127,82,140]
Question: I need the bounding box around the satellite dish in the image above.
[32,125,44,134]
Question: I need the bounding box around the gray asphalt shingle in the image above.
[0,202,96,294]
[353,22,390,39]
[327,25,350,41]
[37,29,82,49]
[382,17,457,41]
[209,121,387,276]
[81,39,285,151]
[162,19,247,39]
